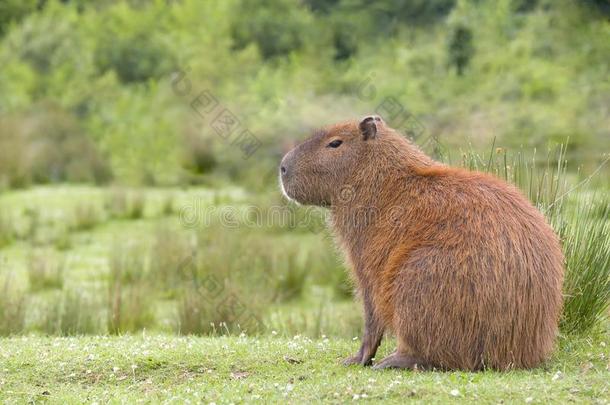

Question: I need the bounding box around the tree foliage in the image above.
[0,0,608,188]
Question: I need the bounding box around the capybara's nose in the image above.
[280,153,292,177]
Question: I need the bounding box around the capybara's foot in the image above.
[372,353,427,370]
[342,353,374,367]
[342,354,362,366]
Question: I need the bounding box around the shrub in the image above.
[3,2,80,73]
[93,2,176,83]
[336,0,456,30]
[181,129,217,175]
[0,0,38,37]
[0,115,33,188]
[27,104,112,184]
[0,105,112,187]
[231,0,311,59]
[448,24,474,75]
[95,33,174,83]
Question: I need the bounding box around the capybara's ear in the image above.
[359,115,381,140]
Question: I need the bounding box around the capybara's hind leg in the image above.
[372,351,429,370]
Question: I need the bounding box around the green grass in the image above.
[0,330,608,404]
[0,168,608,338]
[559,194,610,334]
[0,171,607,402]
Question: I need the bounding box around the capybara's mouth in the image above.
[279,174,297,203]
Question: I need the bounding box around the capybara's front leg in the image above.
[342,293,384,366]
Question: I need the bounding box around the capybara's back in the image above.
[387,167,564,370]
[280,116,565,370]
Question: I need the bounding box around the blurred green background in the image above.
[0,0,608,338]
[1,0,609,189]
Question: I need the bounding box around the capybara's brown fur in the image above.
[279,116,564,371]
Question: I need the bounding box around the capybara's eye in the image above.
[327,139,343,148]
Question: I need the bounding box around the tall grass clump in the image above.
[0,276,26,336]
[272,248,309,302]
[23,206,41,242]
[27,249,65,292]
[129,192,146,219]
[105,188,129,219]
[313,238,353,299]
[149,224,194,297]
[40,290,102,335]
[51,228,72,251]
[179,282,264,336]
[556,195,610,334]
[107,240,154,333]
[458,145,610,334]
[0,211,13,248]
[105,188,147,220]
[72,203,102,231]
[267,298,363,338]
[458,143,570,213]
[160,194,175,216]
[177,224,271,335]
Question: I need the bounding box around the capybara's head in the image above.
[280,116,390,206]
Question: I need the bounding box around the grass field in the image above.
[0,185,360,338]
[0,178,608,403]
[1,330,609,404]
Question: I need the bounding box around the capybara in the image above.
[279,116,564,371]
